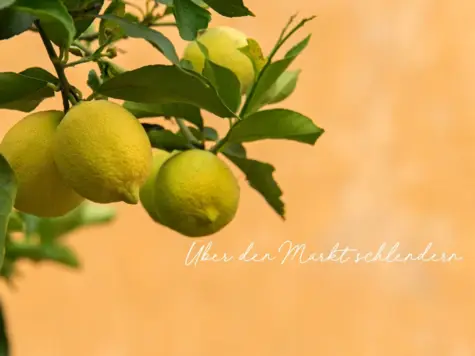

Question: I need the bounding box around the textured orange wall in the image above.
[1,0,475,355]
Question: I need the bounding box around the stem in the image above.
[176,118,204,149]
[64,57,96,67]
[72,41,126,74]
[209,133,229,153]
[150,22,177,27]
[78,32,100,41]
[35,20,71,113]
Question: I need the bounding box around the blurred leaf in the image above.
[198,42,242,112]
[98,0,125,45]
[244,35,311,115]
[64,0,104,38]
[222,142,246,158]
[6,241,80,268]
[0,299,9,356]
[227,109,324,145]
[13,0,76,49]
[6,211,23,233]
[224,153,284,218]
[0,7,35,40]
[0,155,17,270]
[124,101,203,129]
[260,69,300,106]
[87,69,101,91]
[99,14,180,64]
[98,65,236,118]
[0,72,55,112]
[173,0,210,41]
[19,67,59,85]
[202,126,218,141]
[147,129,190,151]
[201,0,253,17]
[0,0,15,10]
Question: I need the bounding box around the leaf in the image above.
[199,42,242,113]
[99,14,180,64]
[0,155,17,270]
[98,65,236,118]
[65,0,104,38]
[147,129,191,151]
[0,72,55,112]
[13,0,76,49]
[98,0,125,45]
[173,0,210,41]
[6,211,23,233]
[124,101,203,129]
[227,109,324,145]
[244,35,311,115]
[261,69,300,106]
[20,67,59,85]
[222,142,246,158]
[6,241,80,268]
[224,153,284,218]
[0,0,14,9]
[239,38,267,78]
[87,69,101,91]
[201,0,253,17]
[203,126,218,141]
[0,299,9,356]
[0,7,35,40]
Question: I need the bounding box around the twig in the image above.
[175,118,204,149]
[35,20,71,113]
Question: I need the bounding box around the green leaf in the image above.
[227,109,324,145]
[146,129,191,151]
[98,65,236,118]
[203,126,218,141]
[65,0,104,38]
[0,299,9,356]
[6,211,23,232]
[261,69,300,106]
[239,38,267,79]
[0,0,14,10]
[19,67,59,85]
[123,101,203,129]
[222,142,246,158]
[0,155,17,270]
[201,0,253,17]
[0,7,35,40]
[198,42,242,113]
[173,0,210,41]
[99,14,180,64]
[224,153,284,218]
[87,69,101,91]
[13,0,76,49]
[0,72,55,112]
[156,0,173,5]
[244,35,311,115]
[6,241,80,268]
[98,0,125,45]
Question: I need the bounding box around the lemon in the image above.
[0,111,84,217]
[183,26,255,94]
[53,100,152,204]
[154,149,240,237]
[139,149,172,223]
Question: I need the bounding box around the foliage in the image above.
[0,0,324,350]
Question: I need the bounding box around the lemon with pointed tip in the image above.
[183,26,255,94]
[0,110,84,217]
[53,100,152,204]
[154,149,240,237]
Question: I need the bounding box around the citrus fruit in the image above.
[154,149,240,237]
[53,100,152,204]
[0,111,84,217]
[183,26,255,94]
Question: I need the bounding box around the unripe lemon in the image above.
[53,100,152,204]
[139,149,172,223]
[183,26,255,94]
[0,111,84,217]
[154,149,240,237]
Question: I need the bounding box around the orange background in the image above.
[1,0,475,355]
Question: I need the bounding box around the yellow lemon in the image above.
[53,100,152,204]
[154,149,240,237]
[0,111,84,217]
[183,26,255,94]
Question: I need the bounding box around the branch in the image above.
[35,20,72,113]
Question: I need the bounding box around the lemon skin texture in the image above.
[154,149,240,237]
[183,26,255,94]
[0,111,84,217]
[53,100,152,204]
[139,149,172,223]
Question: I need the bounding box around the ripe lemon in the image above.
[0,111,84,217]
[139,149,172,223]
[183,26,255,94]
[154,149,240,237]
[53,100,152,204]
